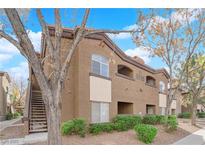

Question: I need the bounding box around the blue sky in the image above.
[0,8,168,81]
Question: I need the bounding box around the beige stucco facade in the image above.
[0,72,10,121]
[30,27,171,123]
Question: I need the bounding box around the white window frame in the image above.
[91,101,109,123]
[160,107,166,115]
[159,81,165,93]
[91,54,109,77]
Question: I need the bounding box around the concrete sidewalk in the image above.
[0,117,22,131]
[0,132,47,145]
[173,128,205,145]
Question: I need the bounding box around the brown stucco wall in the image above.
[41,35,169,123]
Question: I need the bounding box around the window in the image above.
[171,109,176,115]
[160,107,166,115]
[159,81,165,93]
[91,102,109,123]
[91,54,109,77]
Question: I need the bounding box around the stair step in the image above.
[32,108,45,110]
[30,122,47,125]
[31,115,46,120]
[30,118,47,121]
[32,106,45,108]
[30,124,47,128]
[32,114,46,116]
[32,95,42,97]
[32,99,43,101]
[31,114,46,116]
[29,129,47,133]
[32,105,44,106]
[29,89,47,133]
[32,90,41,92]
[30,126,47,130]
[32,111,46,113]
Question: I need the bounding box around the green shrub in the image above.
[155,115,166,124]
[5,112,21,120]
[61,118,86,137]
[178,112,191,119]
[142,115,158,125]
[197,112,205,118]
[113,115,142,131]
[134,124,158,144]
[165,115,178,132]
[89,122,114,135]
[6,112,13,120]
[13,112,21,118]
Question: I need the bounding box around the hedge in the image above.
[164,115,178,132]
[112,115,142,131]
[89,122,115,135]
[6,112,21,120]
[142,115,166,125]
[178,112,191,119]
[61,118,86,137]
[197,112,205,118]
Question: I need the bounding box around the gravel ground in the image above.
[62,125,191,145]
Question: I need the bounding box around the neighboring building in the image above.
[0,71,11,121]
[24,26,172,133]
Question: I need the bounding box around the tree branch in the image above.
[0,30,29,59]
[36,9,55,59]
[4,8,51,103]
[59,9,90,84]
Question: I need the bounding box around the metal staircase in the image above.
[29,90,47,133]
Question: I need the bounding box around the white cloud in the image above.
[28,31,41,52]
[125,46,151,64]
[0,30,40,82]
[0,38,19,54]
[0,53,13,62]
[0,30,41,56]
[8,61,29,81]
[107,32,131,40]
[107,23,138,40]
[0,30,41,72]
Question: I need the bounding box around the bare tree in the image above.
[0,8,152,144]
[0,8,91,144]
[9,76,27,113]
[132,9,205,115]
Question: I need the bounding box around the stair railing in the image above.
[23,78,32,133]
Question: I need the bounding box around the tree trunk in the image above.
[166,102,171,115]
[166,93,172,115]
[191,100,197,126]
[45,97,62,145]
